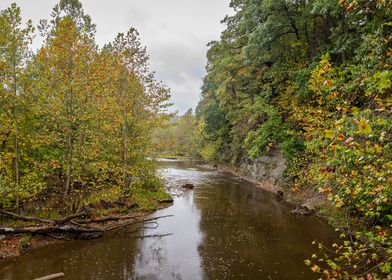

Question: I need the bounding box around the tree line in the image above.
[195,0,391,278]
[152,109,197,158]
[0,1,170,212]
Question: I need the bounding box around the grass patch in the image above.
[84,186,122,206]
[18,234,32,253]
[129,186,172,211]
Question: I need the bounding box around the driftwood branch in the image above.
[138,215,174,223]
[105,215,174,231]
[75,214,143,224]
[33,272,65,280]
[133,233,173,239]
[54,212,87,223]
[125,222,159,234]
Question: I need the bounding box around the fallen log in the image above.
[0,210,55,224]
[0,213,174,239]
[33,272,65,280]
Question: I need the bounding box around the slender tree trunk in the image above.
[13,53,20,211]
[122,107,127,183]
[64,87,74,199]
[64,136,73,198]
[64,49,75,200]
[14,120,20,210]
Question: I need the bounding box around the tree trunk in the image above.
[13,52,20,212]
[14,121,20,211]
[122,108,127,183]
[64,85,74,199]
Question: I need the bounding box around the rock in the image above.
[276,191,284,199]
[238,150,286,186]
[0,235,5,240]
[181,183,195,190]
[213,165,218,168]
[159,198,174,204]
[291,204,316,216]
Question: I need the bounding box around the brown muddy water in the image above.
[0,160,338,280]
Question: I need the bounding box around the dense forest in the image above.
[195,0,391,278]
[0,1,171,217]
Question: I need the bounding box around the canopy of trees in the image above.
[196,0,391,278]
[0,1,170,212]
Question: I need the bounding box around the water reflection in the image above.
[132,195,204,280]
[0,160,337,280]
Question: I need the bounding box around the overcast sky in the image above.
[0,0,232,114]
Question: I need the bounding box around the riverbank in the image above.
[199,162,336,220]
[0,186,173,259]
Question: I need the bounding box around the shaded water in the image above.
[0,160,337,280]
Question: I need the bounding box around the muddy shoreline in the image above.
[0,203,173,260]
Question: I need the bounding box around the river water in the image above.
[0,160,337,280]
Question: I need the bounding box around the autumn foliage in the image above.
[196,0,391,278]
[0,2,170,212]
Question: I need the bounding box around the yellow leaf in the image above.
[325,130,335,139]
[358,119,372,135]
